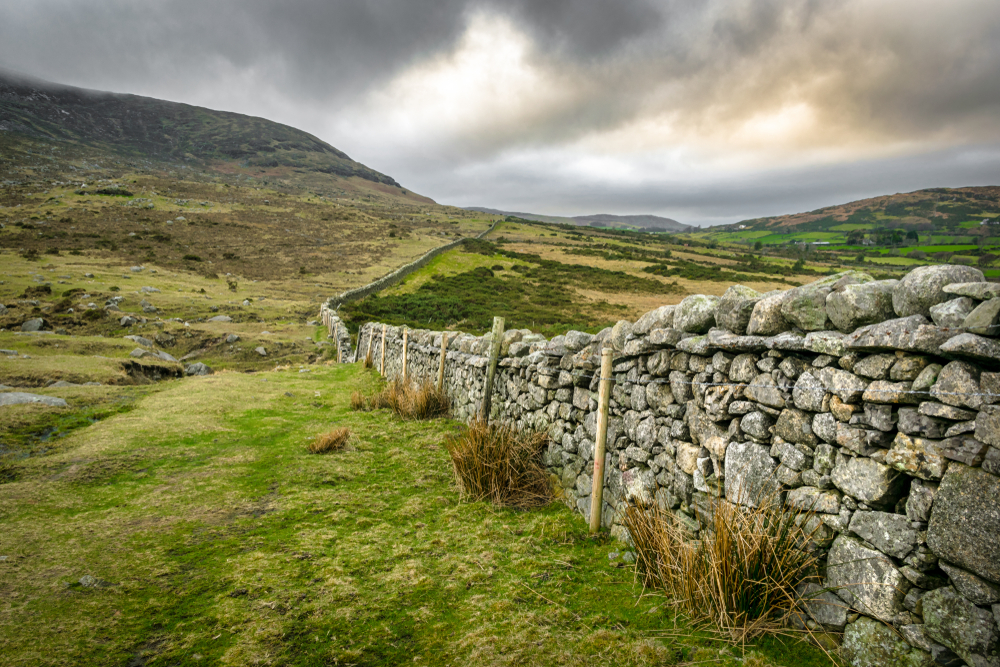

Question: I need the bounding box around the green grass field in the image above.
[0,365,833,666]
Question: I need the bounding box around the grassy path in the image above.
[0,365,832,666]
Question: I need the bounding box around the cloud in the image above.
[2,0,999,225]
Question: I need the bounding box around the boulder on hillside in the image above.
[184,362,213,376]
[20,318,45,332]
[673,295,719,334]
[826,279,897,332]
[714,285,762,334]
[893,265,985,317]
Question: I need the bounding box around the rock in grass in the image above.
[207,315,233,323]
[20,318,45,332]
[0,392,69,407]
[255,346,267,356]
[185,362,213,376]
[893,265,985,317]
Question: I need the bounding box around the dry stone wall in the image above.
[337,265,1000,667]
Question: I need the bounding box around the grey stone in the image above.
[804,331,848,356]
[786,486,841,514]
[783,272,873,331]
[633,305,675,334]
[827,278,898,333]
[939,436,989,466]
[945,282,1000,300]
[906,478,937,522]
[714,285,762,334]
[898,408,949,438]
[746,293,790,336]
[184,362,213,376]
[120,315,138,327]
[724,441,779,508]
[255,346,267,356]
[832,453,906,507]
[893,265,985,317]
[207,315,233,323]
[922,402,976,421]
[817,366,868,403]
[865,403,898,432]
[913,364,943,394]
[842,616,935,667]
[941,333,1000,365]
[927,464,1000,585]
[813,413,837,443]
[849,510,919,559]
[20,317,45,332]
[836,423,892,456]
[939,562,1000,605]
[863,380,922,404]
[563,330,594,351]
[964,298,1000,336]
[124,335,154,348]
[827,535,909,622]
[674,295,719,334]
[0,392,69,407]
[931,297,977,328]
[740,411,774,440]
[932,361,985,411]
[886,432,948,481]
[744,373,785,409]
[728,354,759,384]
[792,371,827,412]
[846,315,955,355]
[797,582,848,630]
[610,320,634,352]
[892,356,931,382]
[979,406,1000,447]
[774,409,818,447]
[923,586,1000,667]
[854,354,897,380]
[944,420,977,437]
[668,371,693,403]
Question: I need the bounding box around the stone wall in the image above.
[339,265,1000,667]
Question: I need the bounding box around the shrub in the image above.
[308,427,352,454]
[183,254,202,262]
[351,379,449,420]
[620,494,822,642]
[445,420,550,509]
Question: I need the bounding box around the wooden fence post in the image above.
[336,322,342,363]
[437,333,449,391]
[365,325,374,364]
[402,327,409,380]
[590,347,613,534]
[380,324,387,376]
[479,316,505,422]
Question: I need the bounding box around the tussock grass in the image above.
[621,495,821,643]
[445,419,551,509]
[308,426,352,454]
[351,379,449,420]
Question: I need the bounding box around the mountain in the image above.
[0,68,401,189]
[466,207,693,232]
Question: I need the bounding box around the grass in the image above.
[445,419,552,509]
[0,364,836,666]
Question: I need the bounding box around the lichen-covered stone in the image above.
[633,305,675,335]
[674,294,720,334]
[964,298,1000,336]
[922,586,1000,667]
[886,432,948,481]
[786,486,841,513]
[854,353,897,380]
[714,285,762,334]
[927,464,1000,585]
[827,278,898,332]
[863,380,922,404]
[846,315,955,356]
[724,441,779,508]
[827,535,909,621]
[849,510,919,559]
[930,297,976,328]
[832,452,906,508]
[932,361,985,411]
[939,561,1000,606]
[783,272,872,331]
[747,293,789,336]
[941,332,1000,365]
[792,371,826,411]
[817,366,868,402]
[744,373,785,409]
[893,265,985,317]
[774,408,818,446]
[842,616,935,667]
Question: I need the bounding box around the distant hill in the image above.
[466,207,693,233]
[720,186,1000,233]
[0,68,404,189]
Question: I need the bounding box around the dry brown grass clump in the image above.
[621,495,821,643]
[351,379,449,420]
[361,347,374,369]
[308,426,352,454]
[445,419,551,509]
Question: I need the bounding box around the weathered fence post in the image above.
[335,322,342,363]
[402,327,409,380]
[479,316,505,422]
[437,333,449,391]
[380,324,387,376]
[590,347,613,534]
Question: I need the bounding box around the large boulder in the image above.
[826,279,898,332]
[674,295,720,334]
[893,265,985,317]
[746,293,790,336]
[827,535,909,622]
[20,318,45,332]
[610,320,634,352]
[922,586,1000,667]
[927,464,1000,585]
[714,285,762,334]
[0,392,69,407]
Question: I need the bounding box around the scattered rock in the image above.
[207,315,233,323]
[20,318,45,332]
[255,346,267,356]
[184,362,213,376]
[0,392,69,407]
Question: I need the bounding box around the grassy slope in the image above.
[0,364,833,666]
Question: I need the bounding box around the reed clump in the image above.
[308,426,352,454]
[621,495,821,643]
[445,419,551,509]
[351,379,449,420]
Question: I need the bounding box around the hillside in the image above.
[466,206,692,232]
[0,68,399,187]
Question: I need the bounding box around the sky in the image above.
[2,0,1000,227]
